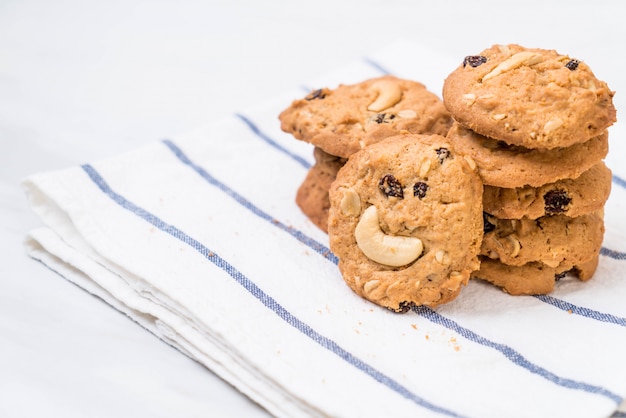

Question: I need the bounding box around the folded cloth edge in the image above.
[24,225,325,418]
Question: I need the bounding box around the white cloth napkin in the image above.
[23,40,626,418]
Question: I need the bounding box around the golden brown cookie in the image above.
[483,162,612,219]
[447,122,609,188]
[472,254,599,295]
[442,44,616,149]
[328,133,483,311]
[279,75,452,158]
[295,148,345,233]
[481,212,605,268]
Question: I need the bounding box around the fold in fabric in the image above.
[23,40,626,418]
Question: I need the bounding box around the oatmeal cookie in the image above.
[483,162,612,219]
[447,122,608,188]
[472,254,599,295]
[328,133,483,311]
[442,44,616,149]
[279,75,452,158]
[481,211,605,268]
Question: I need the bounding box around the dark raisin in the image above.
[565,59,580,71]
[435,147,451,163]
[544,190,572,214]
[555,270,571,281]
[372,113,396,124]
[305,88,326,100]
[379,174,404,198]
[535,218,544,230]
[463,55,488,68]
[395,301,416,313]
[483,212,496,234]
[413,182,428,199]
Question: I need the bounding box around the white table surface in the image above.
[2,1,626,417]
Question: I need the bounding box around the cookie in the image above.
[483,162,612,219]
[472,254,599,295]
[327,133,483,311]
[442,43,616,149]
[296,147,345,232]
[481,211,605,268]
[447,122,609,188]
[279,75,452,158]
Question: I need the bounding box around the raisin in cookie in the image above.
[279,75,452,158]
[483,162,612,219]
[481,211,605,268]
[472,254,599,295]
[328,133,483,311]
[447,122,609,188]
[296,147,346,232]
[443,44,616,149]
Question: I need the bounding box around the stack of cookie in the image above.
[442,44,616,295]
[280,76,489,311]
[279,75,453,232]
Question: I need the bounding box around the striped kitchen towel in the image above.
[23,40,626,418]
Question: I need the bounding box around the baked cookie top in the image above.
[483,162,612,219]
[327,133,483,311]
[447,122,609,188]
[442,44,616,149]
[279,75,452,158]
[481,211,604,269]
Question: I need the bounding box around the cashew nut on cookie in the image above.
[354,205,423,267]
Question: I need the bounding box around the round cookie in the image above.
[483,162,612,219]
[296,147,345,233]
[328,133,483,311]
[481,211,605,268]
[472,254,599,296]
[279,75,452,158]
[442,43,616,149]
[447,122,609,188]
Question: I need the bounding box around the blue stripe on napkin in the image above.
[414,305,622,404]
[162,139,336,265]
[534,295,626,328]
[157,138,623,406]
[235,114,312,170]
[80,163,466,418]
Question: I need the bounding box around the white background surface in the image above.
[2,1,626,417]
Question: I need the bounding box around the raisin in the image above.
[483,212,496,234]
[436,147,451,163]
[535,218,544,230]
[305,88,326,100]
[372,113,396,124]
[379,174,404,198]
[555,269,572,281]
[395,301,416,313]
[544,190,571,214]
[565,59,580,71]
[413,182,428,199]
[463,55,488,68]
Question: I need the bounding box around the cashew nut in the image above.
[543,117,564,133]
[462,93,476,106]
[354,205,423,267]
[435,250,451,265]
[397,109,417,119]
[340,188,361,216]
[367,79,402,112]
[482,51,544,82]
[463,155,477,171]
[507,235,521,258]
